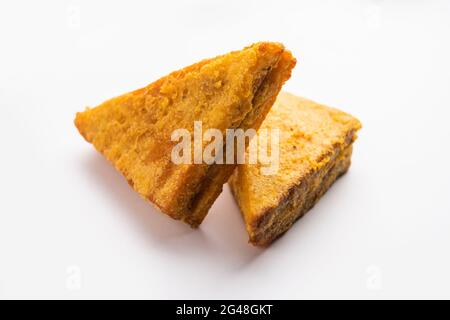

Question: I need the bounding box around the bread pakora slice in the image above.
[229,92,362,245]
[75,42,296,227]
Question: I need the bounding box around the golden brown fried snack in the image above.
[229,92,362,245]
[75,42,296,227]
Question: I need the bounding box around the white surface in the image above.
[1,0,449,299]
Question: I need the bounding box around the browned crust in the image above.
[255,147,354,246]
[230,128,358,246]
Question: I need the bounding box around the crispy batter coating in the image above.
[229,92,362,245]
[75,42,296,227]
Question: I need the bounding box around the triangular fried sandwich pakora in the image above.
[75,42,296,227]
[229,92,361,245]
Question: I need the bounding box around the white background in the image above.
[0,0,449,299]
